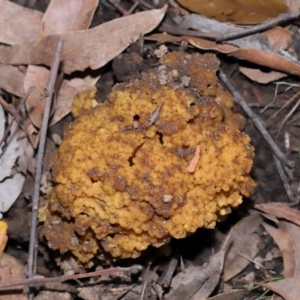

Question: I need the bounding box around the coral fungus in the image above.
[43,52,256,263]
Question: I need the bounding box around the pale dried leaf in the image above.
[221,213,263,281]
[40,0,98,36]
[255,202,300,226]
[0,64,25,97]
[24,0,99,127]
[177,0,288,24]
[0,174,25,218]
[0,114,25,181]
[0,0,42,45]
[253,278,300,300]
[0,6,167,74]
[263,221,300,278]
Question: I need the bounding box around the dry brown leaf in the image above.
[176,0,288,24]
[165,251,225,300]
[0,253,27,299]
[148,34,300,77]
[263,221,300,278]
[0,6,166,127]
[0,64,25,97]
[253,278,300,300]
[221,213,263,281]
[0,0,42,45]
[255,202,300,226]
[285,0,300,12]
[239,27,293,83]
[24,0,99,127]
[190,251,225,300]
[0,6,167,74]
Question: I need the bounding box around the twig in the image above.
[272,155,296,203]
[218,69,294,169]
[0,87,35,149]
[159,24,220,40]
[158,255,178,288]
[27,38,64,284]
[218,12,300,41]
[0,265,143,290]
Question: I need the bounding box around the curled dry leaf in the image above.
[190,251,225,300]
[165,251,225,300]
[24,0,99,127]
[255,202,300,227]
[221,213,263,281]
[263,221,300,278]
[176,0,288,24]
[0,0,42,45]
[0,6,167,75]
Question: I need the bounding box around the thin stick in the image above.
[0,87,35,149]
[0,265,143,290]
[218,69,294,169]
[27,38,64,283]
[218,12,300,41]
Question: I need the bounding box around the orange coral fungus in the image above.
[43,52,256,263]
